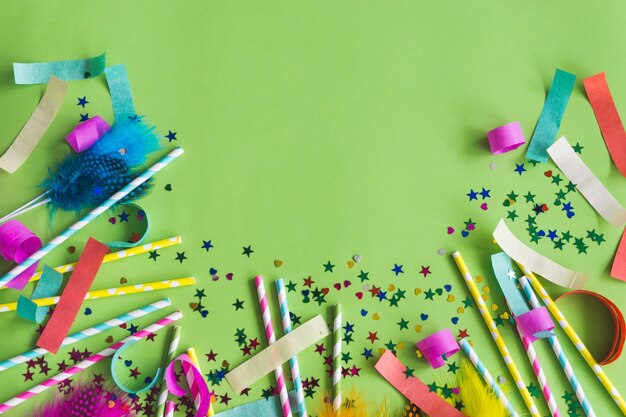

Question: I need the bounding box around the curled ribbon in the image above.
[65,115,111,153]
[515,307,555,342]
[487,122,526,154]
[415,328,459,368]
[0,220,42,290]
[165,354,211,417]
[111,338,162,394]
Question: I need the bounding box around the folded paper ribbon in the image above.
[105,65,136,122]
[515,307,555,342]
[14,53,106,84]
[0,220,42,290]
[112,338,161,394]
[65,115,111,153]
[556,290,625,365]
[415,329,459,368]
[16,265,62,323]
[611,229,626,281]
[487,122,526,154]
[165,354,211,417]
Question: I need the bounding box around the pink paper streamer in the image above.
[165,354,211,417]
[488,122,526,154]
[65,115,110,153]
[415,328,459,368]
[0,220,41,290]
[516,307,555,342]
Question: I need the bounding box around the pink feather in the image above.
[33,382,136,417]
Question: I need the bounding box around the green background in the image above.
[1,1,626,416]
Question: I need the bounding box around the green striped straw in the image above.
[332,304,342,414]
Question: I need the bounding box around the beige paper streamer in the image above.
[0,76,67,173]
[548,136,626,227]
[493,219,589,289]
[226,314,330,392]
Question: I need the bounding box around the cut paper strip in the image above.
[37,238,109,353]
[548,136,626,227]
[17,265,62,323]
[105,65,136,122]
[213,393,298,417]
[375,350,467,417]
[515,307,555,342]
[526,69,576,162]
[493,219,588,289]
[105,204,150,249]
[611,229,626,281]
[0,220,42,290]
[14,53,106,84]
[112,338,161,394]
[488,122,526,154]
[584,72,626,177]
[165,354,211,417]
[225,314,330,393]
[415,329,459,368]
[556,290,625,365]
[65,115,111,153]
[0,76,67,173]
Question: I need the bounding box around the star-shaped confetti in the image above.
[201,240,214,251]
[514,163,526,175]
[391,264,403,276]
[232,299,244,310]
[175,252,187,263]
[323,261,335,272]
[166,130,177,142]
[242,245,254,257]
[77,96,89,107]
[419,266,431,277]
[148,250,160,261]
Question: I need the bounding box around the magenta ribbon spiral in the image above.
[0,220,42,290]
[65,115,111,153]
[415,328,460,368]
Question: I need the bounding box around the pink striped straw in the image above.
[165,401,176,417]
[0,311,183,414]
[254,276,292,417]
[521,334,561,417]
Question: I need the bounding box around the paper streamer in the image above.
[105,65,136,122]
[105,203,150,249]
[65,115,111,153]
[165,354,211,417]
[0,220,42,290]
[112,338,162,393]
[0,76,68,173]
[375,350,467,417]
[37,238,109,353]
[611,230,626,281]
[213,393,298,417]
[17,265,62,323]
[13,53,106,84]
[515,307,555,342]
[526,68,576,162]
[225,314,330,393]
[488,122,526,154]
[548,136,626,227]
[415,329,459,368]
[555,290,625,365]
[584,72,626,176]
[493,219,589,289]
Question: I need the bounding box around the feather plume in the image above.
[314,389,397,417]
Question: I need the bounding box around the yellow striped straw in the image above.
[516,262,626,415]
[187,347,216,416]
[452,251,541,417]
[0,277,195,313]
[0,236,183,292]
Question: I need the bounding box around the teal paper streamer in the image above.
[105,65,136,122]
[111,338,162,394]
[214,392,298,417]
[13,53,106,85]
[105,203,150,249]
[16,265,62,323]
[525,68,576,162]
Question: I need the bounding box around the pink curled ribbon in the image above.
[65,115,110,153]
[165,354,211,417]
[415,328,459,368]
[487,121,526,154]
[515,307,555,342]
[0,220,42,290]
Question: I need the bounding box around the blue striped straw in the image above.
[0,147,184,290]
[459,338,520,417]
[275,279,308,417]
[518,276,596,417]
[0,298,170,372]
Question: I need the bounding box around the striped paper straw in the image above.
[452,251,541,417]
[254,276,292,417]
[276,279,308,417]
[155,325,182,417]
[0,310,183,414]
[519,332,560,417]
[0,298,171,373]
[186,347,216,416]
[0,236,183,292]
[459,338,520,417]
[0,277,195,312]
[165,401,176,417]
[0,147,184,290]
[517,265,626,415]
[333,303,342,414]
[518,276,596,417]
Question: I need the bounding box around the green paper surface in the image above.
[1,2,626,416]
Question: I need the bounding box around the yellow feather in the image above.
[452,359,510,417]
[314,389,399,417]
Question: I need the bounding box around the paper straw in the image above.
[276,278,308,417]
[333,303,342,414]
[516,263,626,415]
[254,276,292,417]
[518,276,596,417]
[0,147,184,290]
[0,236,183,292]
[0,298,170,373]
[155,325,182,417]
[452,251,540,417]
[165,401,176,417]
[187,347,216,416]
[0,277,195,312]
[459,338,520,417]
[0,310,183,414]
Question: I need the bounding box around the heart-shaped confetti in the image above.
[274,260,283,267]
[373,313,380,320]
[347,261,355,269]
[343,280,351,288]
[482,294,489,301]
[414,288,422,295]
[209,268,217,275]
[414,325,422,333]
[378,348,386,355]
[491,304,499,311]
[108,217,116,224]
[353,255,361,262]
[476,275,484,283]
[437,248,445,256]
[435,288,443,296]
[490,162,497,170]
[451,317,459,325]
[84,307,92,315]
[544,170,553,177]
[124,360,132,367]
[567,210,575,218]
[461,230,469,238]
[120,277,128,284]
[360,309,368,316]
[457,306,465,314]
[447,294,455,302]
[397,341,405,349]
[447,227,455,234]
[480,203,488,210]
[333,283,341,290]
[68,246,76,254]
[420,313,428,321]
[212,275,219,281]
[226,273,234,280]
[321,287,330,295]
[119,323,127,329]
[201,310,209,318]
[106,336,114,343]
[503,199,511,207]
[388,284,396,291]
[541,204,548,212]
[144,376,153,384]
[108,400,116,408]
[190,302,198,310]
[444,284,452,292]
[301,290,310,297]
[415,350,423,358]
[355,292,363,300]
[483,286,490,294]
[164,184,172,191]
